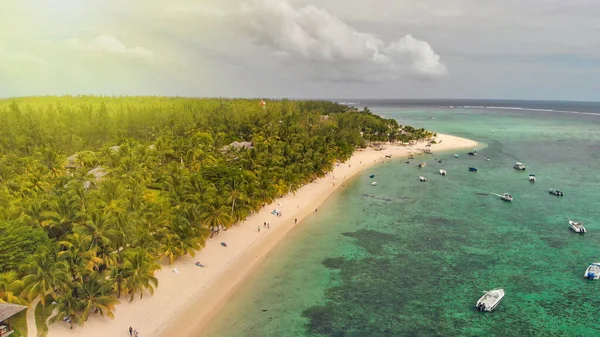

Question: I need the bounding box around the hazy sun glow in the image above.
[1,0,599,100]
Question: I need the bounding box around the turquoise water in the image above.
[207,107,600,337]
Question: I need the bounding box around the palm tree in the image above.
[226,182,249,221]
[200,200,232,237]
[0,271,26,304]
[77,275,120,321]
[123,247,160,301]
[41,191,83,239]
[109,263,128,299]
[49,291,85,329]
[158,215,206,264]
[39,148,65,179]
[58,234,102,282]
[75,211,121,270]
[20,252,67,305]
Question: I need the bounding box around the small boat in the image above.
[468,152,477,156]
[371,182,378,186]
[500,193,513,202]
[439,169,447,176]
[431,116,435,119]
[438,159,442,163]
[585,263,600,280]
[418,163,426,168]
[419,176,427,182]
[469,167,477,172]
[569,220,586,234]
[369,174,375,178]
[455,154,459,158]
[385,154,392,159]
[408,155,415,159]
[549,188,564,196]
[405,161,410,164]
[528,174,536,182]
[485,157,490,161]
[476,289,505,312]
[513,162,526,171]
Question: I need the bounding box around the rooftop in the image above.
[0,303,27,322]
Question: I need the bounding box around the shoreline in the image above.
[46,133,479,337]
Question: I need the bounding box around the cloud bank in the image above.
[66,35,155,63]
[238,0,447,80]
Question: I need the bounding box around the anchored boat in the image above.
[439,169,447,176]
[419,176,427,182]
[469,167,478,172]
[476,289,505,312]
[549,188,564,197]
[585,263,600,280]
[513,162,526,171]
[528,174,536,182]
[418,163,427,168]
[569,219,586,234]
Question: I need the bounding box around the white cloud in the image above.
[67,35,155,63]
[236,0,447,80]
[386,35,447,77]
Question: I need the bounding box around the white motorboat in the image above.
[476,289,505,312]
[569,220,586,234]
[584,263,600,280]
[485,157,490,161]
[418,163,427,168]
[419,176,427,182]
[500,193,513,202]
[439,169,447,176]
[513,162,526,171]
[371,182,377,186]
[549,188,564,196]
[528,174,536,182]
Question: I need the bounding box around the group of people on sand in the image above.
[129,326,139,337]
[258,221,271,232]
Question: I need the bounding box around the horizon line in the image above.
[1,95,599,104]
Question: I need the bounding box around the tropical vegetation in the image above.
[0,96,433,329]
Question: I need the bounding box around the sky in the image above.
[1,0,599,101]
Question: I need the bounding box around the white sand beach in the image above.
[46,133,478,337]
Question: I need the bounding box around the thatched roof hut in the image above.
[220,141,253,152]
[65,154,78,169]
[87,166,107,181]
[0,303,27,336]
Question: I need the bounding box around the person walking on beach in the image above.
[267,223,270,229]
[295,218,297,224]
[257,226,260,233]
[129,327,133,336]
[263,221,266,228]
[133,329,138,337]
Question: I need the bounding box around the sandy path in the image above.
[46,133,478,337]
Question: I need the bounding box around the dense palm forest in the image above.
[0,96,433,330]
